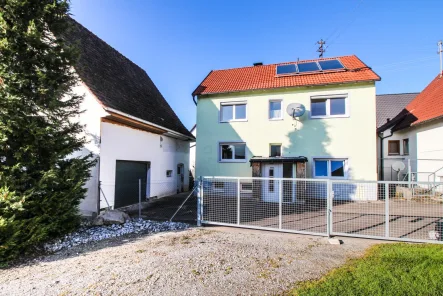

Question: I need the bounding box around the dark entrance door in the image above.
[114,160,149,208]
[283,163,293,202]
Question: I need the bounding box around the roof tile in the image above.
[193,55,380,96]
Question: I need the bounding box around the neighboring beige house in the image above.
[377,73,443,182]
[192,55,381,188]
[63,19,195,216]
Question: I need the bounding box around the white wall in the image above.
[99,121,190,209]
[189,127,197,178]
[70,82,107,215]
[380,119,443,181]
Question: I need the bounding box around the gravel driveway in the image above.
[0,227,379,295]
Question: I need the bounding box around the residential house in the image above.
[193,56,380,200]
[376,93,418,181]
[377,73,443,182]
[62,19,195,216]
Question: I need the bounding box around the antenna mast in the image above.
[317,39,326,58]
[438,40,442,77]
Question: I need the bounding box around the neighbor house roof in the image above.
[378,73,443,132]
[193,55,380,96]
[376,93,418,129]
[61,18,194,139]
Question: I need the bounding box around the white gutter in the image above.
[103,107,195,141]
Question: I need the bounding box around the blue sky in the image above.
[71,0,443,130]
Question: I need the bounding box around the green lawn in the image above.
[289,243,443,296]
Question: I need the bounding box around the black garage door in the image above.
[114,160,149,208]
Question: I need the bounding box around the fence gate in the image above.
[199,177,330,236]
[198,177,443,244]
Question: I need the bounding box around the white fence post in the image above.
[385,182,390,238]
[327,180,332,237]
[279,180,283,229]
[138,179,142,219]
[197,177,202,227]
[237,179,241,225]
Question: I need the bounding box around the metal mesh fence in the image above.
[200,177,443,243]
[201,177,329,236]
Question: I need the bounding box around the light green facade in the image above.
[195,82,377,181]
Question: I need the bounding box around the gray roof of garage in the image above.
[376,93,419,128]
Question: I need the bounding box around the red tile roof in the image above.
[193,55,380,96]
[405,73,443,125]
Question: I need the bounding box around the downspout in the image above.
[378,128,394,180]
[193,95,197,106]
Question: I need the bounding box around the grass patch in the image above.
[288,243,443,296]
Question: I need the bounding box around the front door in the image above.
[262,164,282,202]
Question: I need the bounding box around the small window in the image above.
[403,139,409,155]
[166,170,173,177]
[220,102,247,122]
[269,100,282,119]
[240,182,253,192]
[314,159,347,178]
[311,96,347,118]
[213,181,225,190]
[270,144,282,157]
[269,167,275,192]
[388,140,400,155]
[220,142,246,162]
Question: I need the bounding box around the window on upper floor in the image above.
[269,100,283,120]
[314,158,347,178]
[220,102,247,122]
[310,95,348,118]
[388,140,400,155]
[403,139,409,155]
[219,142,246,162]
[270,144,282,157]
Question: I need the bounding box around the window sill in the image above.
[269,118,284,121]
[388,153,400,156]
[219,160,248,163]
[220,119,248,123]
[310,115,350,119]
[313,176,348,180]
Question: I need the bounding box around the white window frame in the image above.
[312,157,349,179]
[219,101,248,123]
[310,94,349,119]
[218,141,247,163]
[269,143,282,157]
[240,182,253,193]
[269,99,283,120]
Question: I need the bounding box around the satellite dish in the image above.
[392,161,406,181]
[392,161,405,172]
[286,103,306,118]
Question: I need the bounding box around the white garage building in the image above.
[63,19,195,216]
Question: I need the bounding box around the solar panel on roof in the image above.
[297,62,320,73]
[276,64,297,75]
[318,59,344,71]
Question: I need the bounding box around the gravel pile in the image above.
[45,219,189,252]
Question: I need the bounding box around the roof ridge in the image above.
[210,55,358,73]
